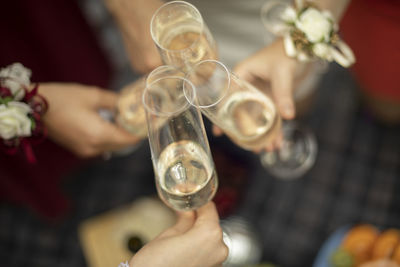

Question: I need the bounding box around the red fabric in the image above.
[340,0,400,101]
[0,0,112,220]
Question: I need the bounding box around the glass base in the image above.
[221,217,262,267]
[260,121,317,180]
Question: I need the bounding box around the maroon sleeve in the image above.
[0,0,113,220]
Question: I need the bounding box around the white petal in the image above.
[8,101,32,114]
[284,35,297,57]
[281,6,297,22]
[297,52,310,62]
[330,40,356,67]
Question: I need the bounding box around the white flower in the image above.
[295,7,332,43]
[0,101,32,140]
[0,63,32,100]
[313,43,332,59]
[281,6,297,23]
[297,52,310,62]
[283,34,297,57]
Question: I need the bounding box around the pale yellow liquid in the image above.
[116,78,147,138]
[218,82,281,150]
[161,28,217,68]
[156,140,218,211]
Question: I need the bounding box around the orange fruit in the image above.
[342,224,380,265]
[392,244,400,264]
[372,229,400,260]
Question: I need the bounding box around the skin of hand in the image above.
[39,83,140,157]
[212,38,300,152]
[360,259,400,267]
[232,0,351,120]
[234,38,302,121]
[105,0,164,74]
[129,202,229,267]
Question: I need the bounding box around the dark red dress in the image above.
[0,0,112,219]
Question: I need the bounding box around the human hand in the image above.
[105,0,163,73]
[40,83,140,157]
[360,259,400,267]
[129,202,229,267]
[234,38,311,120]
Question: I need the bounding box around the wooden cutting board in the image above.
[79,197,176,267]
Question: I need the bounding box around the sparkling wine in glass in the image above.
[143,74,218,211]
[185,59,281,153]
[116,77,148,139]
[150,1,218,71]
[111,66,187,158]
[156,139,218,210]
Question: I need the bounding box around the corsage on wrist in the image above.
[0,63,48,163]
[261,0,355,67]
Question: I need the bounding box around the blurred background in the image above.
[0,0,399,266]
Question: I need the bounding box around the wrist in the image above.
[262,0,355,67]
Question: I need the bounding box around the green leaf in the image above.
[3,96,13,104]
[30,117,36,130]
[0,96,14,105]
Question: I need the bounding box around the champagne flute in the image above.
[116,65,185,137]
[184,60,276,266]
[150,0,218,71]
[143,68,262,266]
[185,59,282,155]
[259,0,319,179]
[143,74,218,211]
[116,77,148,139]
[260,0,292,36]
[109,66,186,158]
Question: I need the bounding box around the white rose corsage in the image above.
[0,63,48,163]
[261,0,355,67]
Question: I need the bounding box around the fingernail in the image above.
[282,104,294,119]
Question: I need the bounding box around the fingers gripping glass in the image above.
[143,75,218,211]
[185,59,282,153]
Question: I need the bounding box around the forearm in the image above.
[102,0,164,73]
[104,0,164,25]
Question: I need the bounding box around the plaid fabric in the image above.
[1,64,399,267]
[0,141,157,267]
[235,65,400,267]
[1,1,399,265]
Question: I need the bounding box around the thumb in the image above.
[173,211,196,233]
[101,121,142,151]
[156,211,195,239]
[233,60,263,82]
[94,88,119,110]
[194,202,220,227]
[212,125,224,136]
[271,69,295,120]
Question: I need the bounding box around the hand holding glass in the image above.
[185,59,281,152]
[143,75,218,211]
